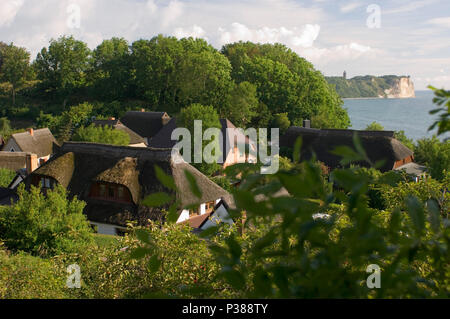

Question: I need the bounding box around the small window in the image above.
[99,184,106,197]
[108,186,115,198]
[118,186,124,199]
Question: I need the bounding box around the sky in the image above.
[0,0,449,90]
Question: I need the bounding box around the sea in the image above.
[344,90,449,141]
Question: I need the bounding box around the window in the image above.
[99,184,106,197]
[189,206,200,217]
[40,177,54,190]
[89,182,132,203]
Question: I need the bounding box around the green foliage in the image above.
[272,113,291,134]
[414,136,450,180]
[89,38,132,101]
[222,42,350,128]
[0,168,15,187]
[132,35,233,114]
[0,185,94,257]
[72,124,130,146]
[428,86,450,136]
[35,35,91,106]
[221,81,258,128]
[177,103,222,175]
[365,121,384,131]
[0,43,31,105]
[381,173,449,217]
[0,116,11,136]
[394,130,415,150]
[0,249,67,299]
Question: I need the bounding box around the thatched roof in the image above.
[280,126,413,172]
[27,142,233,227]
[120,111,170,138]
[0,151,29,171]
[32,152,75,188]
[8,128,58,158]
[92,119,146,145]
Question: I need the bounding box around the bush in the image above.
[0,185,94,257]
[72,124,130,146]
[0,248,68,299]
[0,168,15,187]
[414,136,450,180]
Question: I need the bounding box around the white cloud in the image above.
[173,25,207,39]
[0,0,24,27]
[427,17,450,28]
[299,42,377,65]
[160,1,184,28]
[217,23,320,48]
[384,0,438,14]
[340,2,364,13]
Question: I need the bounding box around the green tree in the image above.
[90,38,132,100]
[177,103,222,175]
[0,117,11,137]
[221,81,258,128]
[0,185,94,257]
[365,121,384,131]
[131,35,233,113]
[272,112,291,134]
[414,136,450,180]
[35,36,91,107]
[72,124,130,146]
[221,42,350,128]
[0,43,31,105]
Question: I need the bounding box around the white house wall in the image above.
[201,203,234,230]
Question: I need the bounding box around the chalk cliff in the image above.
[326,75,416,99]
[384,77,415,98]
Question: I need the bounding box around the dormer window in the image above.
[89,182,132,203]
[32,175,56,191]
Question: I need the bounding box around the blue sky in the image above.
[1,0,449,89]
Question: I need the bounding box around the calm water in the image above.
[344,90,448,141]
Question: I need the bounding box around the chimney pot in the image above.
[28,128,34,136]
[108,117,116,121]
[141,108,146,112]
[303,119,311,129]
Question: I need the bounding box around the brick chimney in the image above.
[141,108,146,112]
[303,119,311,129]
[26,153,38,174]
[108,117,116,121]
[27,128,34,136]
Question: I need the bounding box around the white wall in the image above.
[201,203,234,230]
[176,209,190,223]
[91,222,127,236]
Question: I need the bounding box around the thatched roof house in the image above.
[92,118,147,147]
[26,142,234,235]
[280,127,414,172]
[120,111,171,140]
[2,128,58,162]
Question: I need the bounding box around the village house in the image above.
[25,142,235,235]
[2,128,58,166]
[148,118,258,168]
[120,110,171,144]
[280,125,423,175]
[92,118,147,147]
